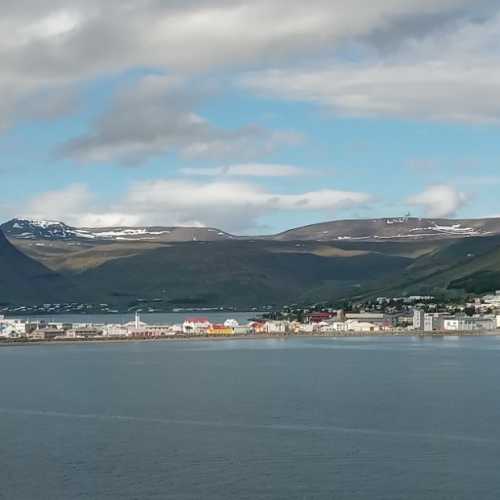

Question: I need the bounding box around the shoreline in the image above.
[1,330,499,347]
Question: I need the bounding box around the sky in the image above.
[2,0,500,234]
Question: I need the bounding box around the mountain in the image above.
[274,217,500,241]
[74,240,413,307]
[0,229,81,305]
[1,219,235,242]
[353,234,500,299]
[5,217,500,244]
[5,216,500,308]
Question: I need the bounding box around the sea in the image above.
[1,336,500,499]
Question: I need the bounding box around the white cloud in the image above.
[180,163,306,177]
[18,180,373,233]
[20,183,93,225]
[407,184,468,217]
[120,179,372,231]
[243,58,500,124]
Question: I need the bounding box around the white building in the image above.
[345,320,383,333]
[0,317,28,338]
[423,313,449,332]
[182,318,211,334]
[264,321,288,334]
[320,320,382,333]
[443,316,496,332]
[483,291,500,308]
[103,324,133,337]
[443,318,476,331]
[224,319,240,328]
[413,309,425,330]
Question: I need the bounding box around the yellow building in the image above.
[207,324,235,336]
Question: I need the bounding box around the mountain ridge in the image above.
[5,217,500,307]
[4,216,500,243]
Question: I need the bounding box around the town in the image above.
[3,291,500,341]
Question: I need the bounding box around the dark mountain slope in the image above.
[76,241,412,307]
[0,230,81,304]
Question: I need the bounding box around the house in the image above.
[66,327,103,339]
[0,317,29,338]
[264,321,289,334]
[28,328,61,340]
[306,311,336,323]
[182,318,211,335]
[345,320,382,333]
[207,324,234,336]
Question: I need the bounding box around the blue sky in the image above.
[2,1,500,234]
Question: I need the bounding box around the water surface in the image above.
[1,336,499,499]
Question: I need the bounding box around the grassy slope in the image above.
[14,234,499,306]
[74,241,413,306]
[355,235,500,298]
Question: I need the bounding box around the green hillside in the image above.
[74,241,412,307]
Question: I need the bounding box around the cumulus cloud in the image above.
[407,185,468,217]
[18,180,373,233]
[180,163,306,177]
[59,75,300,165]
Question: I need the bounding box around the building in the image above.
[482,291,500,308]
[182,318,211,335]
[319,320,384,333]
[130,325,177,338]
[207,324,234,336]
[306,311,336,323]
[424,313,454,332]
[103,324,133,337]
[28,328,61,340]
[413,309,425,330]
[264,321,289,334]
[233,326,253,335]
[66,327,103,339]
[0,317,29,338]
[346,313,395,327]
[443,316,496,332]
[345,320,383,333]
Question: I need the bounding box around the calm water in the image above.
[1,336,500,499]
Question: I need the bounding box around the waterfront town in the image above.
[3,292,500,342]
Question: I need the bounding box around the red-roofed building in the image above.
[306,311,337,323]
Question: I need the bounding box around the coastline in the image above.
[1,330,499,347]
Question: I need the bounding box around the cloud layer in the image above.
[2,1,499,127]
[20,181,373,232]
